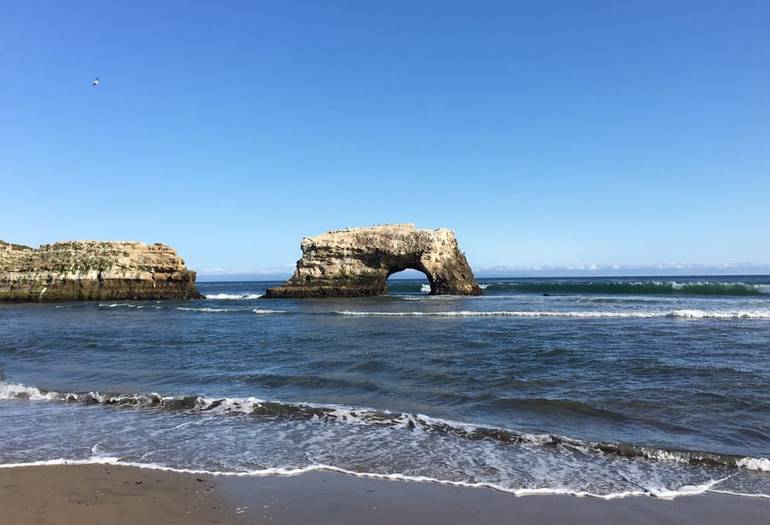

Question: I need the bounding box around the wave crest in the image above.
[1,381,767,474]
[205,293,263,300]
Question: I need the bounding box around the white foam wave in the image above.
[252,309,286,315]
[420,284,432,293]
[98,303,143,309]
[0,382,182,406]
[205,293,263,300]
[0,382,56,401]
[176,307,247,313]
[333,309,770,319]
[0,457,731,500]
[737,457,770,472]
[3,381,768,480]
[706,489,770,499]
[670,282,770,295]
[668,309,770,319]
[97,303,162,310]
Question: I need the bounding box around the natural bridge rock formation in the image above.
[0,240,201,302]
[265,224,482,298]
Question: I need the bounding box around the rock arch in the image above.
[265,224,482,298]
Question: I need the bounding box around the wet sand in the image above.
[0,464,231,524]
[1,464,768,524]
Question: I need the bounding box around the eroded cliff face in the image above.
[265,224,482,298]
[0,241,201,302]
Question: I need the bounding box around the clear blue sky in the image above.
[2,1,769,278]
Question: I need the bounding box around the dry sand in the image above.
[1,464,768,524]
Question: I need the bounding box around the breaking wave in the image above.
[205,293,263,300]
[1,381,767,475]
[97,303,160,310]
[176,307,249,313]
[94,304,770,320]
[174,307,285,314]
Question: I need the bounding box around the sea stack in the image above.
[265,224,482,298]
[0,240,201,302]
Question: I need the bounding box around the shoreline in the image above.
[1,456,762,500]
[1,464,768,525]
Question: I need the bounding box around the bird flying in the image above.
[92,77,100,87]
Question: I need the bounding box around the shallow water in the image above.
[1,276,769,498]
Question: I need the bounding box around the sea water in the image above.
[1,276,769,499]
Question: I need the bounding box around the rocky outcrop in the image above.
[265,224,482,298]
[0,240,201,302]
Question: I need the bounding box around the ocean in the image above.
[1,276,769,499]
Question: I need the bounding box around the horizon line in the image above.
[197,268,770,282]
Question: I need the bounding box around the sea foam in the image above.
[2,381,768,476]
[205,293,263,300]
[0,457,736,500]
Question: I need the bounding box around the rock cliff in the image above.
[265,224,482,298]
[0,240,201,302]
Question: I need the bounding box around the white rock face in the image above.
[0,240,200,301]
[266,224,481,298]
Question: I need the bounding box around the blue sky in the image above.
[2,1,769,278]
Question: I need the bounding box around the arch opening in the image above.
[386,267,433,295]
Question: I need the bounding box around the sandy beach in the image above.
[0,464,230,524]
[1,464,769,525]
